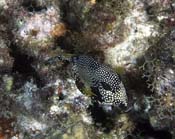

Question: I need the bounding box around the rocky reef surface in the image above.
[0,0,175,139]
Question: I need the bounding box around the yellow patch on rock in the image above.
[89,0,96,5]
[50,23,67,38]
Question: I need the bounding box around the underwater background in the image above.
[0,0,175,138]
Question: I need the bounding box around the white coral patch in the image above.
[0,0,6,7]
[104,0,159,68]
[50,105,68,115]
[18,6,60,41]
[16,80,38,110]
[81,113,92,124]
[0,59,4,64]
[17,115,47,136]
[49,78,90,116]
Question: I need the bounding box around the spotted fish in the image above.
[70,55,127,107]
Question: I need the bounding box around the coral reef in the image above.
[0,47,14,73]
[1,0,66,60]
[104,0,159,69]
[0,0,175,138]
[139,29,175,135]
[59,0,130,54]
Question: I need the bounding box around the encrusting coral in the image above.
[59,0,130,54]
[140,29,175,133]
[0,0,175,138]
